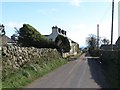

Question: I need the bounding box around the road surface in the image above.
[24,54,109,88]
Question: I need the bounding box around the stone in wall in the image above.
[2,45,61,80]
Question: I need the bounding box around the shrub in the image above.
[17,24,57,48]
[100,50,120,88]
[89,49,101,57]
[55,35,70,53]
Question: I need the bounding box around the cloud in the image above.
[5,22,25,37]
[7,22,23,29]
[51,8,57,12]
[37,8,57,15]
[65,24,90,46]
[70,0,81,7]
[2,0,119,3]
[69,0,119,4]
[99,21,118,44]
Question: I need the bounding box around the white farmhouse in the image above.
[45,26,67,41]
[115,2,120,49]
[45,26,79,57]
[118,1,120,38]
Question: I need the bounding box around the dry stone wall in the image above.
[2,45,61,80]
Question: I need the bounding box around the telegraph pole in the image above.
[97,24,99,49]
[111,0,114,50]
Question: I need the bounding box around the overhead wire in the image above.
[98,3,111,24]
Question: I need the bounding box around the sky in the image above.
[1,0,119,47]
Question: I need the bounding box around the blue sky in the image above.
[1,0,119,47]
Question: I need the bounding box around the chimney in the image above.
[52,26,58,34]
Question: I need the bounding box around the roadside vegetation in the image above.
[100,50,120,88]
[0,83,1,90]
[17,24,57,49]
[14,24,71,53]
[2,24,74,88]
[86,34,120,88]
[2,58,67,88]
[55,35,71,53]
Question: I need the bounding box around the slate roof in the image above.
[2,35,15,45]
[116,36,120,48]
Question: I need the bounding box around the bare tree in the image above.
[86,34,97,50]
[0,24,5,36]
[102,38,110,45]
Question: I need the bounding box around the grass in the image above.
[0,82,2,90]
[2,58,67,88]
[103,60,119,88]
[100,50,120,88]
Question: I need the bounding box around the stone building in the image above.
[115,37,120,49]
[117,1,120,49]
[45,26,79,57]
[118,1,120,38]
[0,24,15,47]
[45,26,67,41]
[2,35,15,46]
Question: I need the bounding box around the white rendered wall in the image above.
[118,1,120,37]
[46,28,59,41]
[46,27,67,41]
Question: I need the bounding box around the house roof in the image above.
[2,35,15,45]
[116,36,120,45]
[44,35,49,37]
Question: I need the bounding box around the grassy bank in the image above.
[0,82,2,90]
[2,58,67,88]
[100,50,120,88]
[89,49,120,88]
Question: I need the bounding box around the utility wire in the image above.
[99,3,111,24]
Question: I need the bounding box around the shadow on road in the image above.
[85,53,110,88]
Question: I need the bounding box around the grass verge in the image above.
[103,61,119,88]
[2,58,67,88]
[100,50,120,88]
[0,82,2,90]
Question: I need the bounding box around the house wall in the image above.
[45,26,79,57]
[68,38,79,56]
[46,26,67,41]
[116,1,120,49]
[63,42,79,57]
[116,37,120,49]
[46,28,59,41]
[2,35,14,45]
[118,1,120,37]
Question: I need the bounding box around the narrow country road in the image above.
[24,53,109,88]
